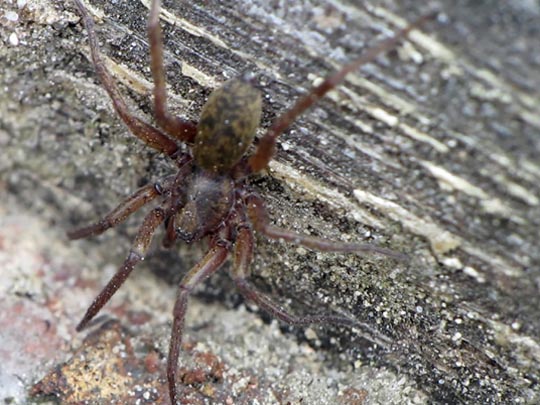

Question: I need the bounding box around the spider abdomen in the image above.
[173,169,235,243]
[194,79,262,173]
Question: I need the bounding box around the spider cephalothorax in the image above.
[71,0,434,402]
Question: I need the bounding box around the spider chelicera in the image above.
[72,0,433,402]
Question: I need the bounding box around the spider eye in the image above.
[194,79,262,173]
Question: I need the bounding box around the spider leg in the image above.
[148,0,198,143]
[247,12,437,173]
[245,193,407,261]
[231,225,353,326]
[68,177,173,240]
[76,206,166,331]
[73,0,179,157]
[167,239,229,404]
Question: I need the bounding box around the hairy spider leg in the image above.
[67,176,175,240]
[231,224,354,326]
[247,12,437,173]
[245,193,407,261]
[73,0,179,157]
[148,0,198,142]
[168,237,229,404]
[76,206,166,331]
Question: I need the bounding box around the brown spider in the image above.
[71,0,434,403]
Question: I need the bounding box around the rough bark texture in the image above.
[1,0,539,403]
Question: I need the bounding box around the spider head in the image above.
[194,78,262,173]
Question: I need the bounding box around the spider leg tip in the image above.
[75,321,86,332]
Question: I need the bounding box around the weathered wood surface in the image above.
[1,0,539,403]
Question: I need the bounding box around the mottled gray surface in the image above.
[1,0,539,403]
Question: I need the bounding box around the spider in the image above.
[71,0,434,403]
